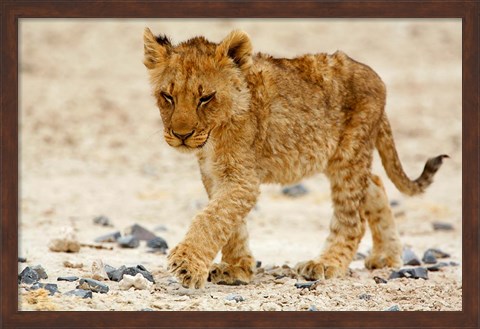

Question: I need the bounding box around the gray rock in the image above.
[57,276,79,282]
[146,236,168,252]
[426,262,449,271]
[65,289,92,299]
[18,267,39,284]
[373,276,388,284]
[107,265,127,281]
[256,260,262,268]
[117,235,140,248]
[126,224,156,241]
[389,267,428,280]
[294,281,317,289]
[432,221,454,231]
[402,248,421,266]
[29,282,59,295]
[106,265,155,283]
[93,215,113,227]
[94,231,121,243]
[282,184,309,197]
[225,294,245,302]
[385,305,400,311]
[77,278,109,293]
[389,200,400,207]
[358,293,372,300]
[422,250,437,264]
[308,305,318,311]
[354,252,367,260]
[18,257,27,263]
[31,265,48,279]
[426,248,450,259]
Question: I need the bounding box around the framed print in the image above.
[1,1,478,328]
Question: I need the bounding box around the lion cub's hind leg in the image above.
[362,174,402,269]
[208,219,255,285]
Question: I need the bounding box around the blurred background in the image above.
[19,18,461,277]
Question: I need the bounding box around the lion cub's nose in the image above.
[172,130,195,141]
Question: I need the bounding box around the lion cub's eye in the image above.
[161,92,174,105]
[198,91,216,107]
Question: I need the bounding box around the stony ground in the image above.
[19,19,461,311]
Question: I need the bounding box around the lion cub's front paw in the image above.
[167,244,209,289]
[208,262,253,285]
[295,260,346,280]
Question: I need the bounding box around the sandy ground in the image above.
[18,19,462,311]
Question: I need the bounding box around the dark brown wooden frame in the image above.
[1,1,478,328]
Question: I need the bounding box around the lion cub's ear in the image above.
[143,27,171,69]
[216,30,252,72]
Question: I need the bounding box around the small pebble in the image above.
[389,200,400,207]
[48,227,81,253]
[294,281,317,289]
[389,267,428,280]
[117,235,140,248]
[422,250,437,264]
[425,248,450,259]
[65,289,92,299]
[77,278,109,293]
[106,265,155,283]
[358,293,372,300]
[119,273,153,290]
[256,260,262,268]
[57,276,79,282]
[354,252,366,261]
[402,248,421,266]
[308,305,318,311]
[29,282,58,295]
[18,257,27,263]
[18,267,39,284]
[427,262,449,271]
[432,221,454,231]
[91,259,109,281]
[107,265,127,281]
[146,236,168,252]
[93,215,113,227]
[281,184,309,197]
[385,305,400,311]
[225,294,245,302]
[125,224,157,241]
[94,231,121,243]
[31,265,48,280]
[373,276,388,284]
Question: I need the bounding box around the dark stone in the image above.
[104,264,117,277]
[358,293,372,300]
[127,224,157,241]
[425,248,450,259]
[18,267,39,284]
[57,276,79,282]
[77,278,109,293]
[294,281,317,289]
[29,282,59,295]
[281,184,309,197]
[432,221,454,231]
[93,215,113,227]
[65,289,92,299]
[31,265,48,279]
[117,235,140,248]
[385,305,400,311]
[308,305,319,311]
[373,276,388,284]
[146,236,168,251]
[402,248,421,266]
[106,265,155,283]
[225,294,245,302]
[256,260,262,268]
[354,252,367,261]
[94,231,121,243]
[389,200,400,207]
[449,261,460,266]
[427,262,449,272]
[422,250,437,264]
[389,267,428,280]
[18,257,27,263]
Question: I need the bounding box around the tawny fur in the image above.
[143,28,447,289]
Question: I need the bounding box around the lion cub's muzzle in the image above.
[164,129,210,150]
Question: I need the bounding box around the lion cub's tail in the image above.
[376,114,448,196]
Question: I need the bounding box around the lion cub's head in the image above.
[143,28,252,152]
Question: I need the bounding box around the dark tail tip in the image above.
[426,154,449,172]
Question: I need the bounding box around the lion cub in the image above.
[143,28,446,289]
